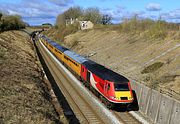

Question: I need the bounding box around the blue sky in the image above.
[0,0,180,25]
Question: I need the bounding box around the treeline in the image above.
[53,6,179,41]
[56,7,111,27]
[114,16,179,39]
[92,14,179,40]
[54,7,111,41]
[0,13,27,32]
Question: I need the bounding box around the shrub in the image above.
[141,62,164,74]
[117,17,179,39]
[0,14,26,32]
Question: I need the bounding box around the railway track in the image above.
[114,112,142,124]
[37,40,107,123]
[35,38,144,124]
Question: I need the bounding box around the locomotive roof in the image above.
[64,50,88,64]
[83,60,129,83]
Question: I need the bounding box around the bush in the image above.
[116,17,179,39]
[47,23,78,42]
[0,14,26,32]
[141,62,164,74]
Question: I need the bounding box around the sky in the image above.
[0,0,180,25]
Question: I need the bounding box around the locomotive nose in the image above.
[115,91,133,101]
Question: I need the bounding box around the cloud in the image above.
[48,0,74,7]
[100,6,146,23]
[24,17,56,25]
[0,0,70,25]
[0,0,179,25]
[161,8,180,22]
[146,3,161,11]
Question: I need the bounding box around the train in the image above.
[37,34,135,109]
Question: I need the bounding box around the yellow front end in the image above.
[115,91,133,102]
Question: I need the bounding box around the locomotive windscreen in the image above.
[114,83,129,91]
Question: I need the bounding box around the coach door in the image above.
[86,71,90,83]
[104,82,110,96]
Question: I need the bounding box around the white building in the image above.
[66,18,78,26]
[79,21,94,30]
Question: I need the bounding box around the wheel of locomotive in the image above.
[100,95,103,103]
[94,89,98,97]
[104,99,108,107]
[82,80,85,85]
[105,99,112,109]
[79,76,82,82]
[84,82,88,87]
[90,86,93,91]
[87,83,90,90]
[92,88,96,96]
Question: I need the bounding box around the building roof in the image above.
[82,60,129,83]
[64,50,88,64]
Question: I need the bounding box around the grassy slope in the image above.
[0,31,61,123]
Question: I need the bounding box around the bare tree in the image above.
[101,14,112,25]
[0,13,2,21]
[64,6,83,20]
[56,14,66,26]
[83,7,102,24]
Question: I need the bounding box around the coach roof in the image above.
[55,45,69,52]
[64,50,88,64]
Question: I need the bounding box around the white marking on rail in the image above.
[38,40,123,124]
[42,69,48,79]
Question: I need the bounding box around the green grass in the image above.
[141,62,164,74]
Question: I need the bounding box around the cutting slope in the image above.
[0,31,61,123]
[63,29,180,97]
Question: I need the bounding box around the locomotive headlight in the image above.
[109,96,116,100]
[129,97,133,100]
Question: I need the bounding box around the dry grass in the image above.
[44,23,79,43]
[0,31,61,124]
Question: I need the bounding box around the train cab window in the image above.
[114,83,129,91]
